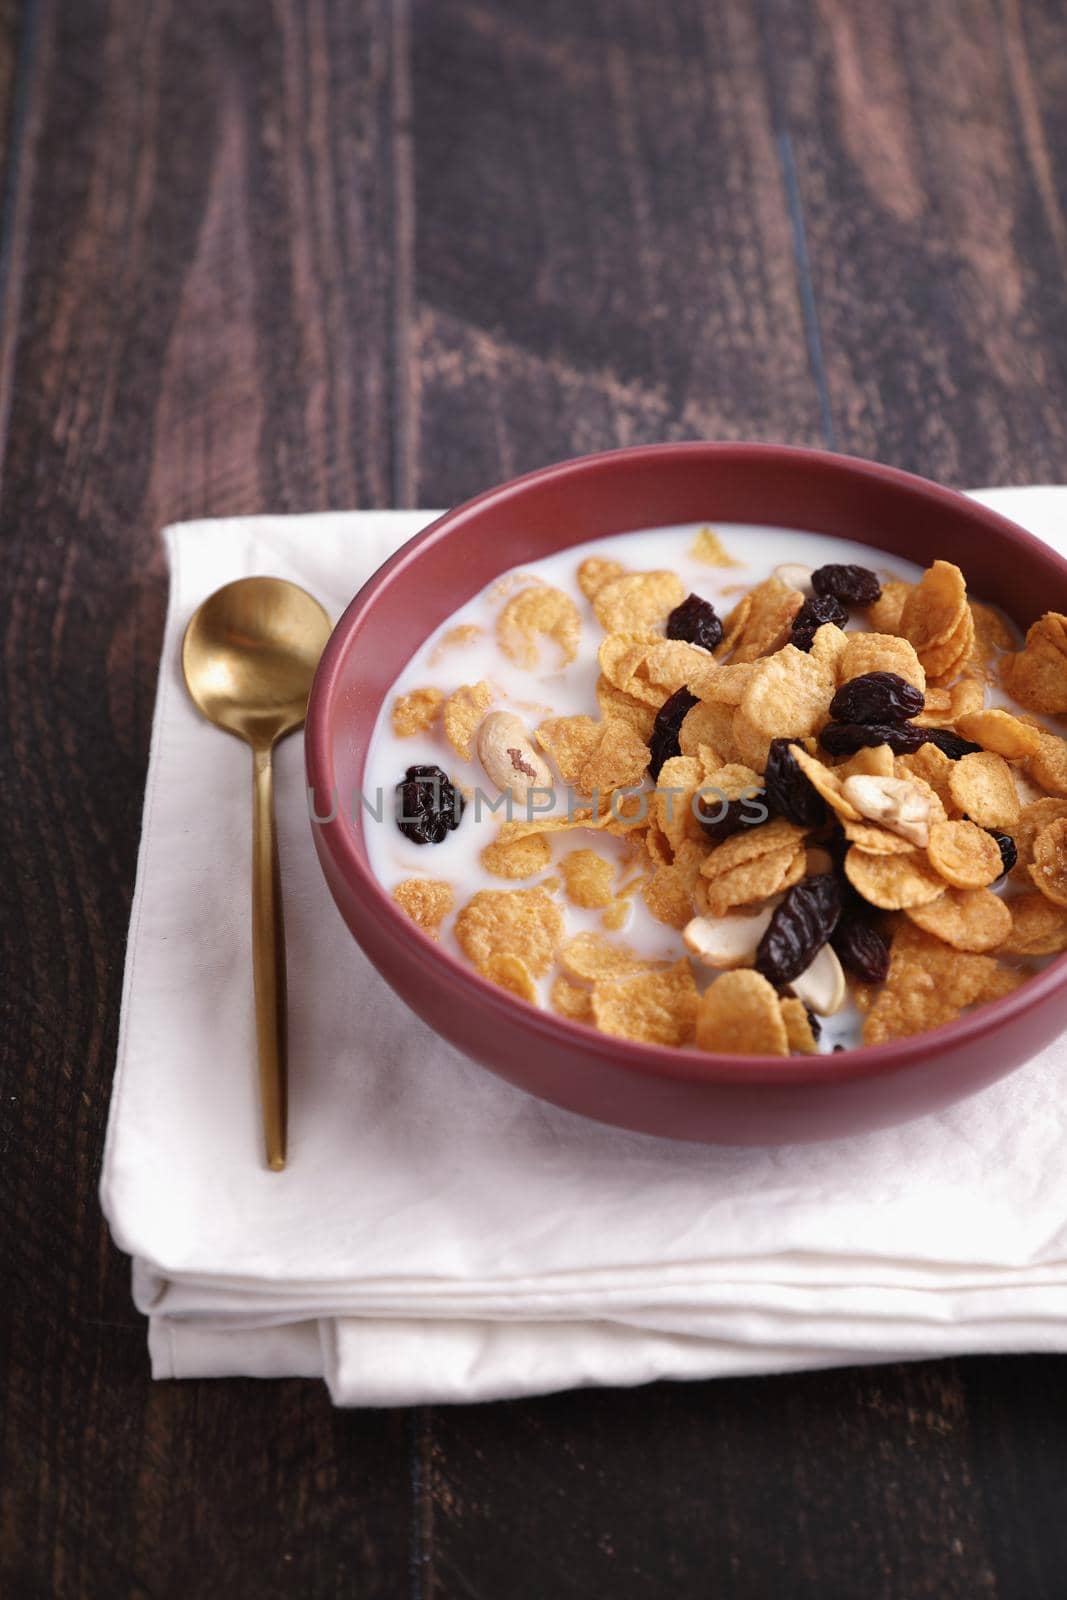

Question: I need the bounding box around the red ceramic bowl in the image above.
[306,443,1067,1144]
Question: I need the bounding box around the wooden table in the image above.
[3,2,1067,1594]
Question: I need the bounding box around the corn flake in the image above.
[1028,817,1067,907]
[1026,731,1067,797]
[592,959,698,1047]
[948,751,1021,829]
[729,578,805,664]
[780,996,820,1054]
[392,879,454,938]
[550,975,594,1021]
[497,585,581,670]
[1001,614,1067,714]
[838,632,925,692]
[455,886,563,976]
[844,845,946,910]
[1011,797,1067,880]
[483,952,540,1003]
[593,570,686,634]
[904,887,1012,952]
[480,832,552,880]
[1000,892,1067,956]
[560,848,616,908]
[955,708,1041,760]
[690,526,742,566]
[559,931,662,982]
[595,674,657,739]
[925,820,1002,888]
[695,969,789,1055]
[865,580,911,634]
[443,680,493,761]
[577,557,626,600]
[391,687,444,738]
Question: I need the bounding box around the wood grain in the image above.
[3,0,1067,1595]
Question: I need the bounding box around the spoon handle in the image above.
[251,744,287,1170]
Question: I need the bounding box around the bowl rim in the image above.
[306,440,1067,1085]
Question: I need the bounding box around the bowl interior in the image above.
[310,443,1067,1079]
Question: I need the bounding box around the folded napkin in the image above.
[101,488,1067,1407]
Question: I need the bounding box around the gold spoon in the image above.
[182,577,332,1170]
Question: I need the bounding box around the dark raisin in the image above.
[829,671,925,725]
[394,764,465,845]
[696,791,770,843]
[921,726,984,760]
[648,686,698,780]
[791,594,849,652]
[764,736,827,827]
[805,1008,822,1042]
[811,563,882,606]
[755,874,842,987]
[831,915,891,984]
[833,1044,846,1053]
[666,593,723,653]
[987,828,1018,876]
[819,721,928,756]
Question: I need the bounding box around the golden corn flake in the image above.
[690,526,741,566]
[948,751,1021,829]
[788,744,862,821]
[838,632,925,692]
[896,743,955,810]
[717,593,752,658]
[392,878,454,938]
[809,623,849,674]
[701,816,806,877]
[598,630,661,695]
[844,845,946,910]
[679,698,735,762]
[1011,797,1067,879]
[969,599,1015,670]
[955,708,1041,760]
[865,580,911,635]
[535,715,600,784]
[480,832,552,880]
[429,623,482,665]
[391,686,444,738]
[595,674,657,739]
[1001,613,1067,715]
[655,755,705,853]
[601,898,634,932]
[498,585,581,670]
[689,661,755,705]
[592,959,698,1047]
[550,975,594,1021]
[635,638,711,702]
[739,645,835,744]
[862,924,1017,1045]
[1000,892,1067,956]
[904,887,1012,952]
[925,820,1002,889]
[558,931,661,982]
[1028,817,1067,907]
[579,719,650,795]
[593,570,686,634]
[899,560,968,653]
[483,952,539,1004]
[560,848,616,908]
[841,817,915,855]
[1026,731,1067,797]
[695,969,789,1056]
[922,608,975,685]
[947,677,986,720]
[703,843,806,918]
[780,996,820,1054]
[577,556,626,600]
[443,680,493,761]
[455,886,563,977]
[729,578,805,664]
[836,744,896,781]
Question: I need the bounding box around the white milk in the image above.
[362,522,1024,1050]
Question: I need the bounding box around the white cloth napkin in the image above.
[101,488,1067,1408]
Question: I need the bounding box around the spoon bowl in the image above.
[183,577,331,748]
[183,576,332,1169]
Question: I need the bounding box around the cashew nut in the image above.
[683,901,780,970]
[476,711,554,803]
[787,942,847,1016]
[842,774,932,847]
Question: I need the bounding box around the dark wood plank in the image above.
[771,0,1067,486]
[0,3,411,1596]
[409,0,826,508]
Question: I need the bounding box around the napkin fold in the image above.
[101,489,1067,1408]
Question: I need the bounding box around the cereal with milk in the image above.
[362,521,1067,1053]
